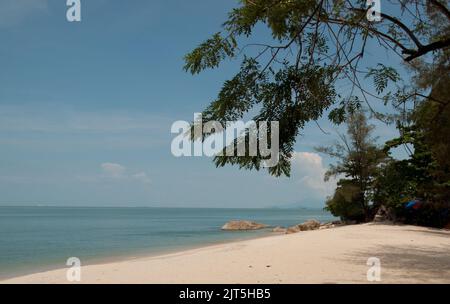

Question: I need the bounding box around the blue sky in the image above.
[0,0,406,208]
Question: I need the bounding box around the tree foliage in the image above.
[373,47,450,227]
[184,0,450,176]
[325,179,366,222]
[317,110,388,221]
[381,48,450,204]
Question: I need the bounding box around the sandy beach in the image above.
[2,223,449,284]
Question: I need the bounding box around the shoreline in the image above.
[0,229,278,281]
[0,205,337,280]
[2,223,449,284]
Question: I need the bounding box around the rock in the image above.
[373,205,389,222]
[286,226,301,234]
[373,205,396,223]
[373,215,385,222]
[221,220,269,231]
[298,219,321,231]
[272,226,287,233]
[319,222,336,230]
[285,219,321,234]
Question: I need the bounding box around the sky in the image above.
[0,0,406,208]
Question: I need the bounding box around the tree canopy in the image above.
[184,0,450,177]
[317,110,387,221]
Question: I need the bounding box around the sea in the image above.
[0,206,336,279]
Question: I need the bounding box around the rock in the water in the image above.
[272,226,287,233]
[221,220,269,231]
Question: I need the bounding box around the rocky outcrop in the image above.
[299,219,321,230]
[222,219,340,233]
[286,226,301,234]
[319,223,335,230]
[286,219,321,234]
[319,221,344,230]
[221,220,269,231]
[272,226,287,233]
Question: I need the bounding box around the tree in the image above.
[384,46,450,203]
[411,49,450,201]
[325,179,366,222]
[184,0,450,176]
[317,110,388,221]
[369,33,450,227]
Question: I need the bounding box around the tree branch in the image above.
[405,37,450,61]
[352,8,423,48]
[429,0,450,21]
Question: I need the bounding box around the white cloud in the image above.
[132,172,151,185]
[101,163,126,178]
[291,152,336,197]
[99,163,151,185]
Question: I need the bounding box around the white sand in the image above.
[2,223,449,284]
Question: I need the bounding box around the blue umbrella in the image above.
[406,201,416,209]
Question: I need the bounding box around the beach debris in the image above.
[221,220,269,231]
[272,226,287,233]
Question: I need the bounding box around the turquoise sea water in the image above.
[0,206,336,278]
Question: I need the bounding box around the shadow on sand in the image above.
[344,242,450,282]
